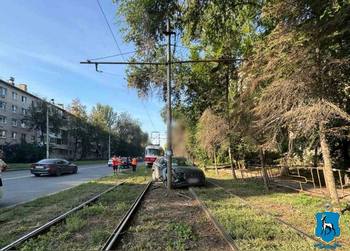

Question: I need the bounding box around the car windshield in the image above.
[172,157,191,166]
[37,159,57,164]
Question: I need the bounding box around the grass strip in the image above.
[193,185,315,251]
[205,171,350,248]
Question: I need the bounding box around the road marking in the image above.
[3,175,32,181]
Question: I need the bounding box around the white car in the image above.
[108,159,112,167]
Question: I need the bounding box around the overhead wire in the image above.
[94,1,161,135]
[88,51,137,61]
[140,101,156,132]
[96,0,125,61]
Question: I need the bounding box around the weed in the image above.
[65,215,86,233]
[167,222,196,251]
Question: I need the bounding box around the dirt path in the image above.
[119,183,231,251]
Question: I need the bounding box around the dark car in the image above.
[119,157,131,169]
[154,157,206,188]
[30,159,78,176]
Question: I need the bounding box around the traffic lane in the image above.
[0,164,113,208]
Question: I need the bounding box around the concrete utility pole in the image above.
[80,20,239,190]
[108,125,111,159]
[46,99,54,159]
[165,19,173,190]
[46,103,50,159]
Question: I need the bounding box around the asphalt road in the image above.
[0,163,114,208]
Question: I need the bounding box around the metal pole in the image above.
[166,19,173,190]
[46,104,49,159]
[108,126,111,159]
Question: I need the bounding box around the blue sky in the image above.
[0,0,166,139]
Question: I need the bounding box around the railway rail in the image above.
[102,181,152,251]
[0,181,125,251]
[189,187,239,251]
[207,179,319,243]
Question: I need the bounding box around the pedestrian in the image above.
[131,157,137,172]
[126,156,131,168]
[0,151,7,172]
[117,156,122,172]
[111,155,118,175]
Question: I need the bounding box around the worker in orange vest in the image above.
[111,155,119,175]
[131,157,137,172]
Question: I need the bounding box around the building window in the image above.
[12,132,17,139]
[21,120,27,128]
[22,108,27,115]
[0,130,6,138]
[12,105,17,113]
[21,96,27,103]
[12,119,18,127]
[0,101,6,110]
[0,87,7,97]
[21,133,26,142]
[0,116,6,124]
[12,92,18,100]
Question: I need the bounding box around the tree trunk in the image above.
[228,146,237,180]
[280,136,293,176]
[313,145,318,167]
[73,137,78,160]
[214,148,218,175]
[259,148,269,191]
[319,123,339,204]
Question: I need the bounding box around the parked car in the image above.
[119,157,130,169]
[152,157,206,188]
[107,157,130,169]
[30,159,78,176]
[107,159,112,167]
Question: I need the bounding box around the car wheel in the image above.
[56,169,62,176]
[34,174,41,177]
[73,167,78,174]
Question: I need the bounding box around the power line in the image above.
[140,101,156,131]
[88,44,185,62]
[96,0,124,60]
[88,51,137,61]
[81,58,241,66]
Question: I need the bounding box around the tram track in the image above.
[0,182,125,251]
[101,181,152,251]
[207,179,319,243]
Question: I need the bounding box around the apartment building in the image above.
[0,78,74,159]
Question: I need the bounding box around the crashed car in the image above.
[152,157,206,188]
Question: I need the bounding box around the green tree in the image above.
[68,99,89,160]
[241,0,350,203]
[26,100,65,143]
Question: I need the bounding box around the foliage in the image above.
[25,100,65,142]
[197,109,228,155]
[3,143,45,163]
[116,0,350,178]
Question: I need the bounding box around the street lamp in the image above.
[108,125,111,159]
[46,99,54,159]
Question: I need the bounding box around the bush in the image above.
[3,143,45,163]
